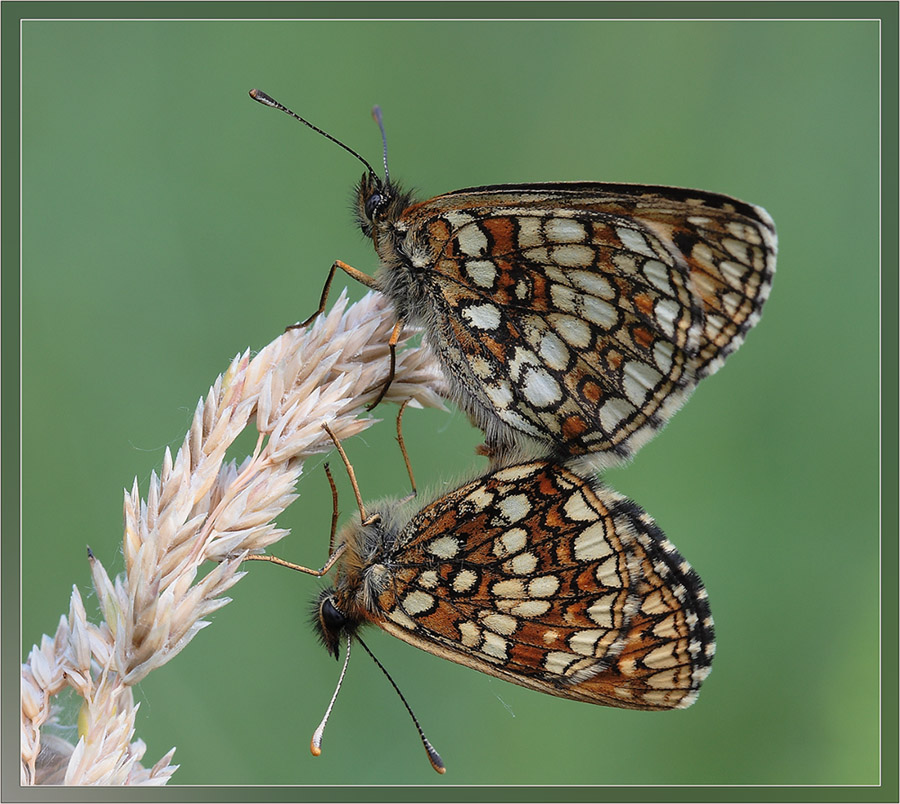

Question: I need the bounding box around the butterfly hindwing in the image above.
[368,461,714,711]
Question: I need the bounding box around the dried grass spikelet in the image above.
[21,291,448,785]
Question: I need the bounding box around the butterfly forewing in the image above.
[383,182,775,460]
[367,461,714,711]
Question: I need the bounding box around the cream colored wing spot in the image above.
[581,295,619,329]
[538,330,572,371]
[461,485,495,513]
[549,314,593,349]
[484,380,514,410]
[491,463,543,483]
[480,632,509,661]
[593,555,626,589]
[544,651,578,675]
[515,216,544,248]
[569,270,615,299]
[426,535,461,559]
[527,575,560,598]
[544,217,587,243]
[403,590,435,615]
[616,225,656,258]
[443,210,475,229]
[588,592,624,627]
[551,244,596,268]
[510,599,551,618]
[452,568,479,593]
[480,612,518,636]
[653,340,675,373]
[504,551,538,575]
[458,620,481,647]
[492,579,526,598]
[497,494,532,523]
[494,527,528,556]
[461,302,501,331]
[456,222,489,256]
[599,397,638,433]
[573,521,613,560]
[520,366,563,408]
[563,489,597,522]
[387,607,418,630]
[653,297,682,339]
[417,570,439,589]
[623,360,664,406]
[642,259,676,296]
[465,259,498,288]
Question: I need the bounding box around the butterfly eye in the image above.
[364,192,385,220]
[320,596,347,632]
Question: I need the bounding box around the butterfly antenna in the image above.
[371,105,390,185]
[249,89,379,179]
[310,633,352,758]
[356,635,446,774]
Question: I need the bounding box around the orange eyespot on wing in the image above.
[369,461,715,711]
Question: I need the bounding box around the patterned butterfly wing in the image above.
[389,183,776,460]
[367,461,714,710]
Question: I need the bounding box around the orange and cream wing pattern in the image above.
[370,461,715,710]
[401,183,776,460]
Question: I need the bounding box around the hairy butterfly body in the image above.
[250,89,776,465]
[314,458,715,712]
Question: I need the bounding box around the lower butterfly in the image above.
[250,89,777,465]
[252,419,715,772]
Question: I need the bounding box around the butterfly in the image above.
[250,89,777,466]
[247,419,715,772]
[312,445,715,717]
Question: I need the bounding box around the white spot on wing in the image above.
[465,259,498,288]
[521,366,563,408]
[481,613,518,635]
[545,217,587,243]
[512,599,551,617]
[506,552,538,575]
[528,575,560,597]
[498,494,531,523]
[452,569,478,593]
[495,527,527,556]
[564,489,596,521]
[599,397,636,432]
[617,226,655,257]
[573,521,612,560]
[427,535,460,559]
[539,331,571,371]
[462,303,501,331]
[552,244,596,267]
[457,223,488,256]
[481,632,508,660]
[403,590,434,615]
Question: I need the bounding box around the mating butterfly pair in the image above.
[248,89,775,771]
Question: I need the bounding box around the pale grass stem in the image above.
[20,291,448,785]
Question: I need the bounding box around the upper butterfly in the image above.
[250,90,777,465]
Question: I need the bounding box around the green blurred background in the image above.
[20,17,879,787]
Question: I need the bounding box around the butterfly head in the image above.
[354,171,415,244]
[311,588,353,659]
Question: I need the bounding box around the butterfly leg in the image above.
[289,259,380,331]
[243,462,344,574]
[242,543,346,576]
[365,318,403,411]
[395,399,418,504]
